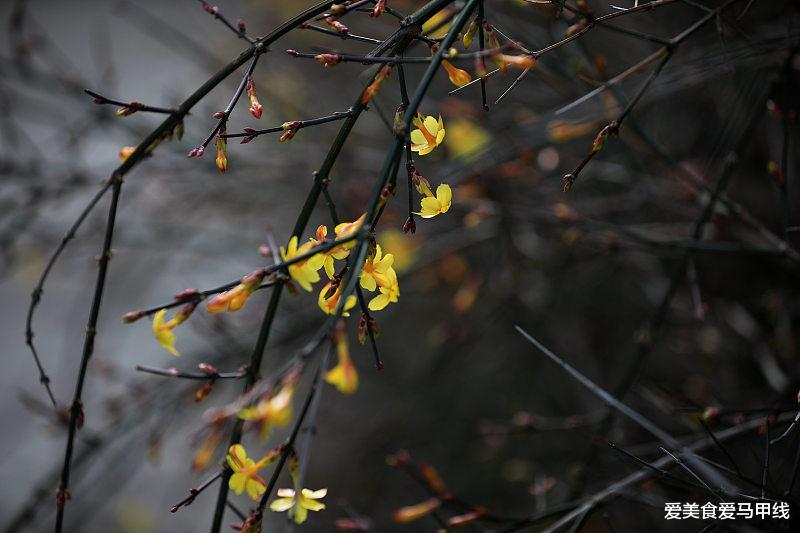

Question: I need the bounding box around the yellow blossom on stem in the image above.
[360,244,394,291]
[206,269,265,313]
[309,225,350,279]
[270,488,327,524]
[410,114,445,155]
[318,281,357,316]
[368,267,399,311]
[442,60,472,87]
[334,213,366,244]
[280,236,325,291]
[226,444,269,500]
[215,129,227,173]
[324,322,358,394]
[246,77,263,119]
[239,385,294,440]
[152,304,195,356]
[415,183,452,219]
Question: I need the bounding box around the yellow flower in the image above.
[280,236,325,292]
[207,270,265,313]
[270,488,327,524]
[368,267,399,311]
[226,444,268,500]
[239,385,294,440]
[360,244,394,291]
[309,225,350,279]
[215,131,227,173]
[415,183,452,219]
[442,60,471,87]
[334,213,366,246]
[152,307,193,356]
[318,282,357,316]
[410,114,445,156]
[324,324,358,394]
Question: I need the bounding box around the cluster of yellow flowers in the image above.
[225,444,327,524]
[146,109,453,357]
[276,213,402,315]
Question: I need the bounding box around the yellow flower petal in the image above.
[270,497,295,512]
[152,308,179,356]
[409,129,427,147]
[423,115,439,134]
[229,473,246,495]
[436,184,452,212]
[368,293,390,311]
[246,477,266,500]
[292,504,308,524]
[303,488,328,500]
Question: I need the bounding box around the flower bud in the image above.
[442,60,471,87]
[371,0,386,17]
[119,146,136,162]
[562,173,575,192]
[591,124,612,154]
[215,128,227,173]
[175,288,200,301]
[314,53,342,67]
[246,77,263,119]
[463,18,479,48]
[195,381,214,402]
[324,16,348,33]
[122,310,144,323]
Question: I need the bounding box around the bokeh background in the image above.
[2,0,799,531]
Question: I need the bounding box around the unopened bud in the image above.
[122,310,145,323]
[562,173,575,192]
[324,16,348,33]
[314,53,342,68]
[195,381,214,402]
[371,0,386,17]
